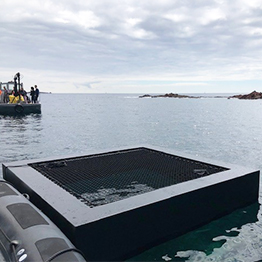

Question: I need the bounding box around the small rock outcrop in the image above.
[229,91,262,99]
[139,94,152,98]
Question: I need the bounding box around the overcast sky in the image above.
[1,0,262,93]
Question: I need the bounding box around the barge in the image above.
[0,73,41,116]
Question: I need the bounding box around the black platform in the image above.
[2,146,260,261]
[0,103,41,115]
[29,148,228,207]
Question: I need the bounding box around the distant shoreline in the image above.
[139,93,229,99]
[139,91,262,100]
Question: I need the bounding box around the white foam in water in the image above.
[161,254,172,261]
[174,222,262,261]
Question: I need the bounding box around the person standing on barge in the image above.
[3,87,9,103]
[30,86,35,103]
[35,85,39,103]
[20,87,28,103]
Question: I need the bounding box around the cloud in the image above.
[76,81,101,89]
[1,0,262,93]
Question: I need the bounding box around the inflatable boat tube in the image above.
[0,180,87,262]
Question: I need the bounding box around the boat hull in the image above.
[0,103,41,115]
[0,180,86,262]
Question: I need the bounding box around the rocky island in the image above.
[139,91,262,100]
[229,91,262,99]
[139,93,198,98]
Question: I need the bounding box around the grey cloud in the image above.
[1,0,262,92]
[81,81,101,89]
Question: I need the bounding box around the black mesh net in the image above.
[29,148,228,207]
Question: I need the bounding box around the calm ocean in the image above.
[1,93,262,261]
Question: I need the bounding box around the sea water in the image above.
[1,93,262,261]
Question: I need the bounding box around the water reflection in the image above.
[81,182,155,207]
[0,114,43,169]
[1,114,42,133]
[129,203,260,261]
